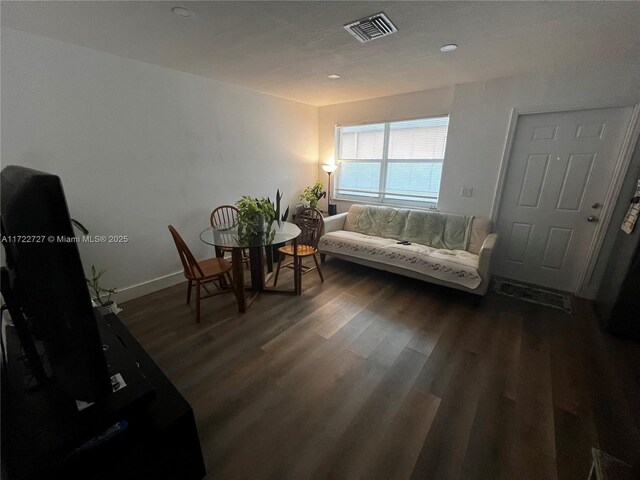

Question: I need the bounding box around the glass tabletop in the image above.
[200,221,301,248]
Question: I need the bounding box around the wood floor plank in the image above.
[217,348,366,479]
[406,293,448,357]
[412,310,468,398]
[360,388,441,480]
[311,347,429,480]
[410,349,484,479]
[506,305,558,479]
[118,258,640,480]
[261,291,356,352]
[459,304,522,480]
[277,350,390,479]
[460,393,516,480]
[553,406,594,480]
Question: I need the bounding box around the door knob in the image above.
[587,215,599,223]
[591,202,600,209]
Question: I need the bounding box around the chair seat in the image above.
[192,257,232,279]
[278,244,317,257]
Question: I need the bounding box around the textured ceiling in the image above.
[3,1,639,106]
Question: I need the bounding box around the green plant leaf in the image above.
[71,218,89,235]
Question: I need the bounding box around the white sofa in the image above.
[319,204,497,296]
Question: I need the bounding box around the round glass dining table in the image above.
[200,221,301,312]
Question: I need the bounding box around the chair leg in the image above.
[195,280,201,323]
[295,255,302,295]
[313,254,324,282]
[273,257,283,287]
[186,280,193,304]
[224,272,234,289]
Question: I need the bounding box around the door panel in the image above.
[575,123,605,139]
[533,126,558,141]
[496,106,632,292]
[507,223,533,263]
[541,227,572,270]
[555,154,595,211]
[518,155,549,207]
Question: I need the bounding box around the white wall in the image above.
[1,28,318,300]
[319,56,640,218]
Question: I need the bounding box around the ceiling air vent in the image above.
[344,12,397,43]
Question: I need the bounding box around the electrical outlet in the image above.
[461,186,473,198]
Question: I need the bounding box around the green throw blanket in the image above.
[352,206,473,251]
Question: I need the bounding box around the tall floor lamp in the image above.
[322,163,338,216]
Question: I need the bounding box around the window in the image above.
[335,116,449,206]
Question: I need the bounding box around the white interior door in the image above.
[495,106,632,293]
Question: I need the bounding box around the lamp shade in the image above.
[322,164,338,173]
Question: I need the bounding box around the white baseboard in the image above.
[114,270,185,303]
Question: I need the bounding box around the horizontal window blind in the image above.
[335,116,449,205]
[388,117,448,160]
[339,123,385,160]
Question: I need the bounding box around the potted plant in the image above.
[236,196,276,236]
[86,265,120,316]
[272,189,290,227]
[300,181,326,209]
[236,190,291,234]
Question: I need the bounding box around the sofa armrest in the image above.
[322,213,348,234]
[478,233,498,280]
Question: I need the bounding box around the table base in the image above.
[230,241,300,313]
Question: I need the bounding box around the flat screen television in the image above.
[1,165,111,402]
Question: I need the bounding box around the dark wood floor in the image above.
[120,258,640,480]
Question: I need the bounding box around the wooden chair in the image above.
[168,225,239,323]
[210,205,239,230]
[210,205,249,265]
[273,207,324,289]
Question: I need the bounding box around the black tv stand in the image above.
[1,313,206,480]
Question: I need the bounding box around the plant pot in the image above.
[95,300,121,316]
[254,214,267,233]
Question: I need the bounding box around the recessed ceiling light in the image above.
[328,74,341,79]
[440,44,458,52]
[172,6,194,18]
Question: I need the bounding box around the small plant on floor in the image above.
[300,181,325,209]
[86,265,117,307]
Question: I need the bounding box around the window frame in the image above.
[333,115,449,209]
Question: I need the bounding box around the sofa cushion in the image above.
[468,217,493,255]
[343,204,363,232]
[402,210,473,251]
[345,205,473,251]
[319,230,482,289]
[345,205,409,240]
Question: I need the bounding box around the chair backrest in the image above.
[295,208,324,248]
[168,225,204,279]
[210,205,239,229]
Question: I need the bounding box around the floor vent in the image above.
[344,12,397,43]
[493,278,573,313]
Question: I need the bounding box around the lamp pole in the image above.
[322,164,338,215]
